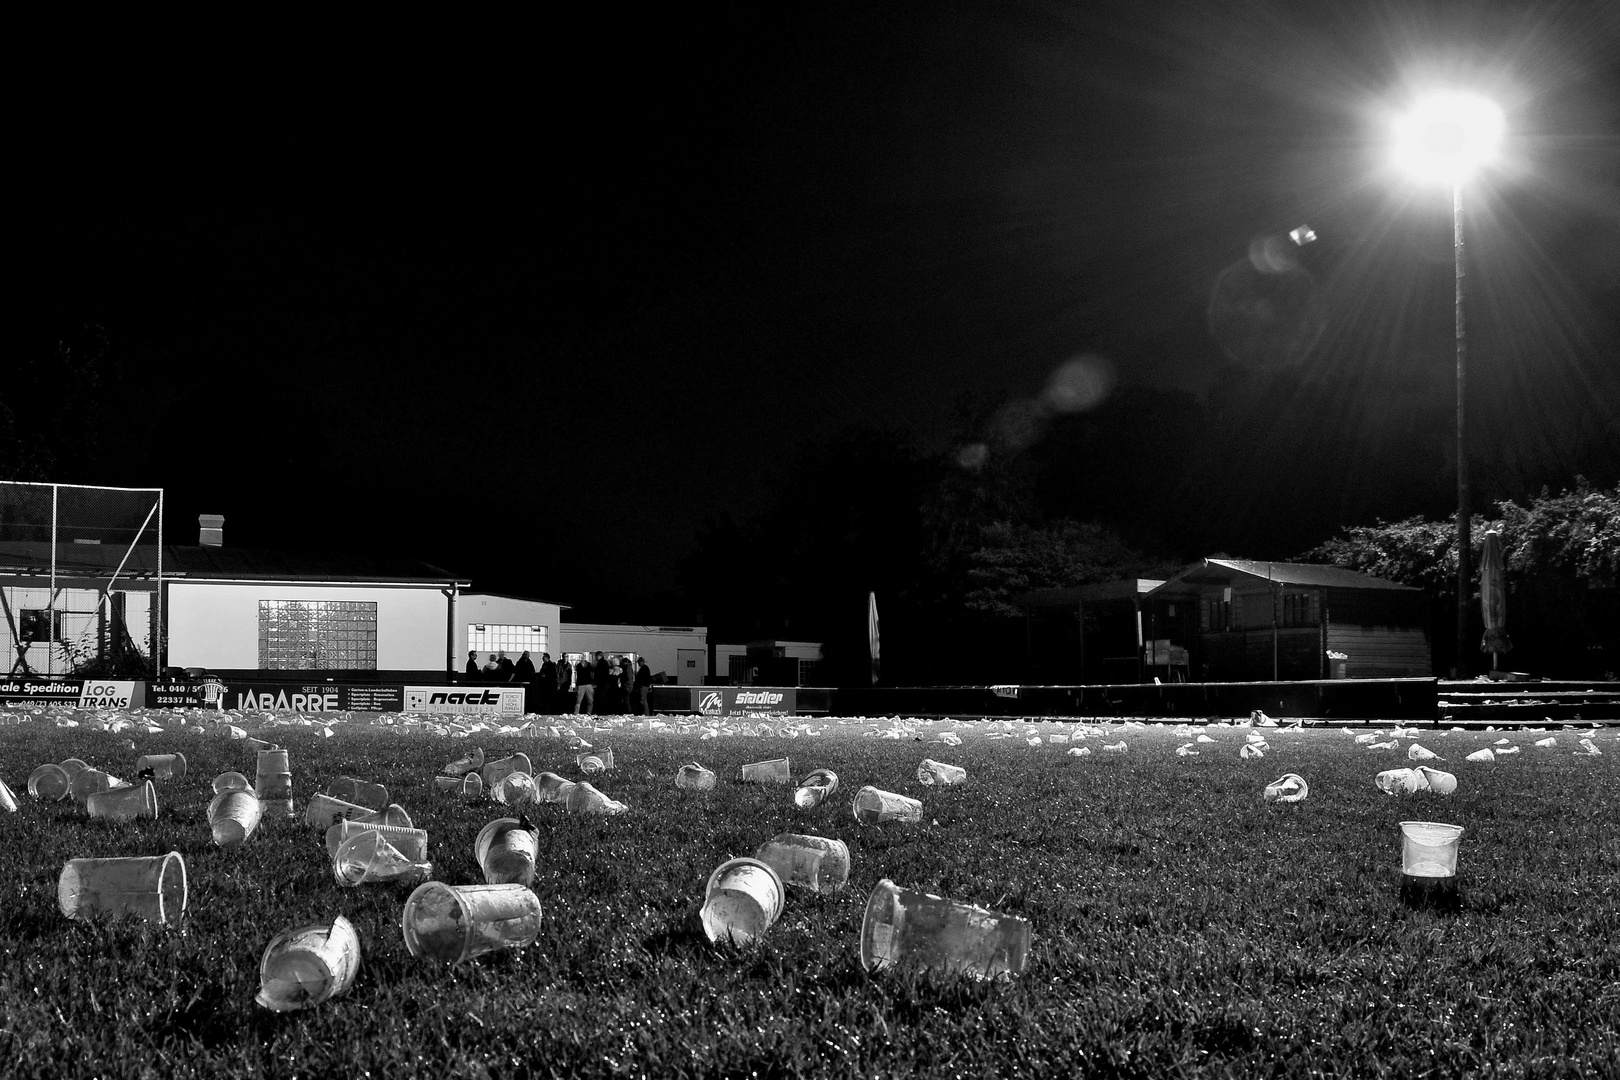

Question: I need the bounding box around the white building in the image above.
[560,623,708,685]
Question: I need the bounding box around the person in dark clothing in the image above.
[618,656,634,714]
[515,651,536,681]
[465,651,480,682]
[495,652,516,682]
[557,655,577,714]
[575,655,596,714]
[594,652,615,713]
[634,657,653,715]
[538,652,558,712]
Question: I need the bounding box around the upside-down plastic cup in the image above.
[401,882,542,964]
[564,782,627,815]
[852,786,922,825]
[71,769,124,804]
[326,776,389,812]
[28,763,71,801]
[1263,774,1309,803]
[213,771,252,794]
[491,771,538,809]
[256,914,362,1012]
[332,829,430,887]
[700,857,785,945]
[256,770,294,817]
[1399,820,1465,910]
[916,759,967,786]
[58,851,187,924]
[257,748,291,775]
[304,792,376,830]
[675,764,716,791]
[860,879,1030,979]
[475,818,539,886]
[793,769,839,809]
[208,790,262,847]
[754,833,850,893]
[740,758,791,785]
[442,748,484,778]
[482,754,533,792]
[86,780,158,822]
[534,772,575,804]
[134,753,187,781]
[325,820,428,862]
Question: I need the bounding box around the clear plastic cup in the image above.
[1399,821,1464,879]
[332,829,430,887]
[256,915,362,1012]
[58,851,187,924]
[754,833,849,893]
[28,763,71,801]
[852,786,922,825]
[213,771,252,794]
[700,858,785,944]
[577,748,615,773]
[442,748,485,778]
[71,769,124,804]
[482,754,533,792]
[564,782,627,816]
[475,818,539,886]
[256,748,291,775]
[1416,766,1458,795]
[916,759,967,786]
[740,758,792,785]
[401,882,541,964]
[492,771,538,808]
[304,793,375,830]
[86,780,158,822]
[325,820,428,862]
[0,778,16,813]
[352,803,413,828]
[326,776,389,812]
[1376,768,1428,795]
[134,753,187,781]
[793,769,839,809]
[534,772,576,804]
[675,764,716,791]
[860,879,1030,979]
[59,758,90,781]
[208,790,262,847]
[1263,773,1309,803]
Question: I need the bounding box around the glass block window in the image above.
[468,624,546,657]
[797,659,821,685]
[259,600,378,670]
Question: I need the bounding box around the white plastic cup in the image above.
[71,769,124,804]
[700,857,785,944]
[58,851,187,924]
[491,771,539,808]
[28,764,71,801]
[442,748,485,778]
[793,769,839,809]
[332,829,430,887]
[352,803,413,828]
[1375,768,1428,795]
[860,879,1030,979]
[208,790,262,848]
[325,820,429,862]
[326,776,389,812]
[1416,766,1458,795]
[256,915,362,1012]
[401,882,542,964]
[754,833,850,893]
[916,759,967,786]
[475,818,539,886]
[213,771,252,794]
[534,772,575,804]
[135,753,187,781]
[852,786,923,825]
[1399,821,1464,879]
[1263,773,1309,803]
[564,782,628,815]
[740,758,792,785]
[675,764,716,791]
[0,778,16,813]
[86,780,158,822]
[482,754,533,792]
[304,792,376,830]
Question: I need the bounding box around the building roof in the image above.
[0,541,469,586]
[1152,558,1417,594]
[1013,578,1166,611]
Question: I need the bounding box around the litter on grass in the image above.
[860,879,1030,979]
[402,882,542,965]
[754,833,850,893]
[916,759,967,786]
[852,785,922,825]
[256,916,362,1012]
[1263,774,1309,803]
[793,768,839,808]
[701,857,785,945]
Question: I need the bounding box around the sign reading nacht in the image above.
[403,686,525,717]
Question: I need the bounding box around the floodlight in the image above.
[1393,91,1504,184]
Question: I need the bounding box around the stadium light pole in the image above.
[1393,91,1504,678]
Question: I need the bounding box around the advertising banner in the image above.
[402,685,525,717]
[0,678,141,708]
[692,686,798,718]
[225,683,407,713]
[145,680,210,709]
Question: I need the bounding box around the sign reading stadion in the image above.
[696,687,798,717]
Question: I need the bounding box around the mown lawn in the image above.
[1,715,1616,1079]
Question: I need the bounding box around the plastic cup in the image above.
[325,820,428,862]
[0,778,16,813]
[491,771,538,808]
[534,772,575,804]
[59,758,90,781]
[135,753,187,781]
[326,776,389,812]
[208,790,262,847]
[1400,821,1464,879]
[1416,766,1458,795]
[754,833,850,893]
[482,754,533,792]
[740,758,791,785]
[916,759,967,786]
[256,769,294,816]
[213,771,252,794]
[564,781,628,815]
[304,792,376,830]
[256,915,362,1012]
[475,818,539,886]
[86,780,158,822]
[256,748,290,775]
[852,786,922,825]
[675,764,716,791]
[1263,773,1309,803]
[332,829,430,887]
[577,748,615,773]
[793,769,839,809]
[700,858,785,944]
[28,763,72,801]
[353,803,413,828]
[71,769,124,804]
[860,879,1030,979]
[402,882,542,964]
[1375,768,1427,795]
[442,748,485,777]
[58,851,187,924]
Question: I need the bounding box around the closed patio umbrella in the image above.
[1479,529,1511,670]
[868,592,880,685]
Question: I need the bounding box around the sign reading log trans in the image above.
[403,685,525,716]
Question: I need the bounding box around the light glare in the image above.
[1393,91,1504,184]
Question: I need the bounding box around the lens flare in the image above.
[1392,91,1504,184]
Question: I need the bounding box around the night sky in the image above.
[28,1,1620,618]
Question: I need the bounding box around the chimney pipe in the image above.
[199,514,224,547]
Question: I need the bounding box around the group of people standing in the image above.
[464,650,653,715]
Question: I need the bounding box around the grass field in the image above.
[1,713,1617,1079]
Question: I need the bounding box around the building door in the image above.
[676,649,705,685]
